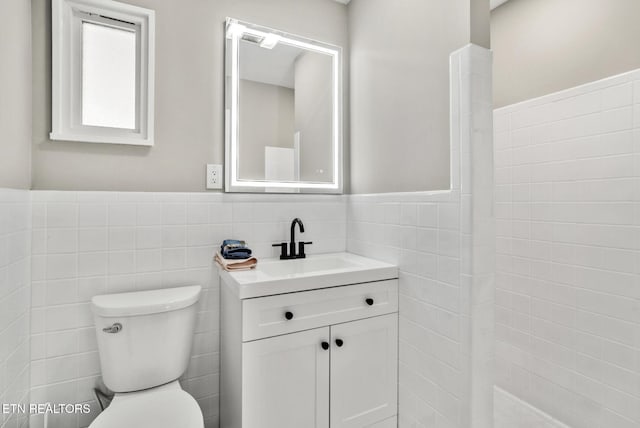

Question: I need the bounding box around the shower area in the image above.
[493,71,640,428]
[490,2,640,427]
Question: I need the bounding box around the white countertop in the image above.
[219,252,398,299]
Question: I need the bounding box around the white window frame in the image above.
[51,0,155,146]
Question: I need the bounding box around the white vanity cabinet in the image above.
[330,313,398,427]
[219,253,399,428]
[242,326,331,428]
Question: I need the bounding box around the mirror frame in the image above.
[224,18,343,193]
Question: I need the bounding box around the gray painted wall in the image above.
[492,0,640,107]
[31,0,348,191]
[0,0,32,189]
[471,0,491,49]
[349,0,472,193]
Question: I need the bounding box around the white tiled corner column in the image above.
[452,45,495,428]
[0,189,31,428]
[348,44,494,428]
[494,69,640,428]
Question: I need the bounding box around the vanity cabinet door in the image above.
[330,314,398,427]
[242,327,330,428]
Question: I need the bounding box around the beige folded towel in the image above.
[215,251,257,271]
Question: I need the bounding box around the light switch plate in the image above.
[206,164,223,189]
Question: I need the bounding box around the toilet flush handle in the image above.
[102,323,123,333]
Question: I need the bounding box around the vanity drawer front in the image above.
[242,280,398,342]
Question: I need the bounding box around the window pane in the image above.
[82,22,137,129]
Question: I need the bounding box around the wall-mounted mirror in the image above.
[225,18,342,193]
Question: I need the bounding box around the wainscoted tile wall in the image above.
[494,69,640,428]
[348,44,495,428]
[27,191,346,428]
[0,189,31,428]
[348,190,466,427]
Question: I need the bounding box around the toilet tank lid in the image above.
[91,285,202,317]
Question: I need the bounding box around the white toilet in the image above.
[89,285,204,428]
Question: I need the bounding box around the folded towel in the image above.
[221,239,253,259]
[223,249,252,259]
[215,251,257,271]
[221,239,247,250]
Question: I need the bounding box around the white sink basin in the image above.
[220,252,398,299]
[258,256,359,277]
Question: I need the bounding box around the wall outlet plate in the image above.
[206,164,223,189]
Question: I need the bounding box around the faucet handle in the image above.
[298,241,313,259]
[272,243,288,259]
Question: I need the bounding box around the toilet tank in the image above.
[91,285,202,393]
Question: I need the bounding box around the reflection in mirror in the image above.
[225,19,342,193]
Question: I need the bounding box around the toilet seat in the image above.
[89,388,204,428]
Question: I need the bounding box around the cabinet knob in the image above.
[321,341,329,350]
[284,311,294,320]
[365,298,374,306]
[335,338,344,347]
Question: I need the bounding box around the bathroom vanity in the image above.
[220,253,399,428]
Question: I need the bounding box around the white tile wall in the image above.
[0,189,31,428]
[348,44,494,428]
[349,190,465,428]
[28,191,346,428]
[494,68,640,428]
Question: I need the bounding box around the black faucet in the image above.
[272,218,313,259]
[290,218,304,256]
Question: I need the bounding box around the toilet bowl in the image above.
[89,286,204,428]
[90,381,203,428]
